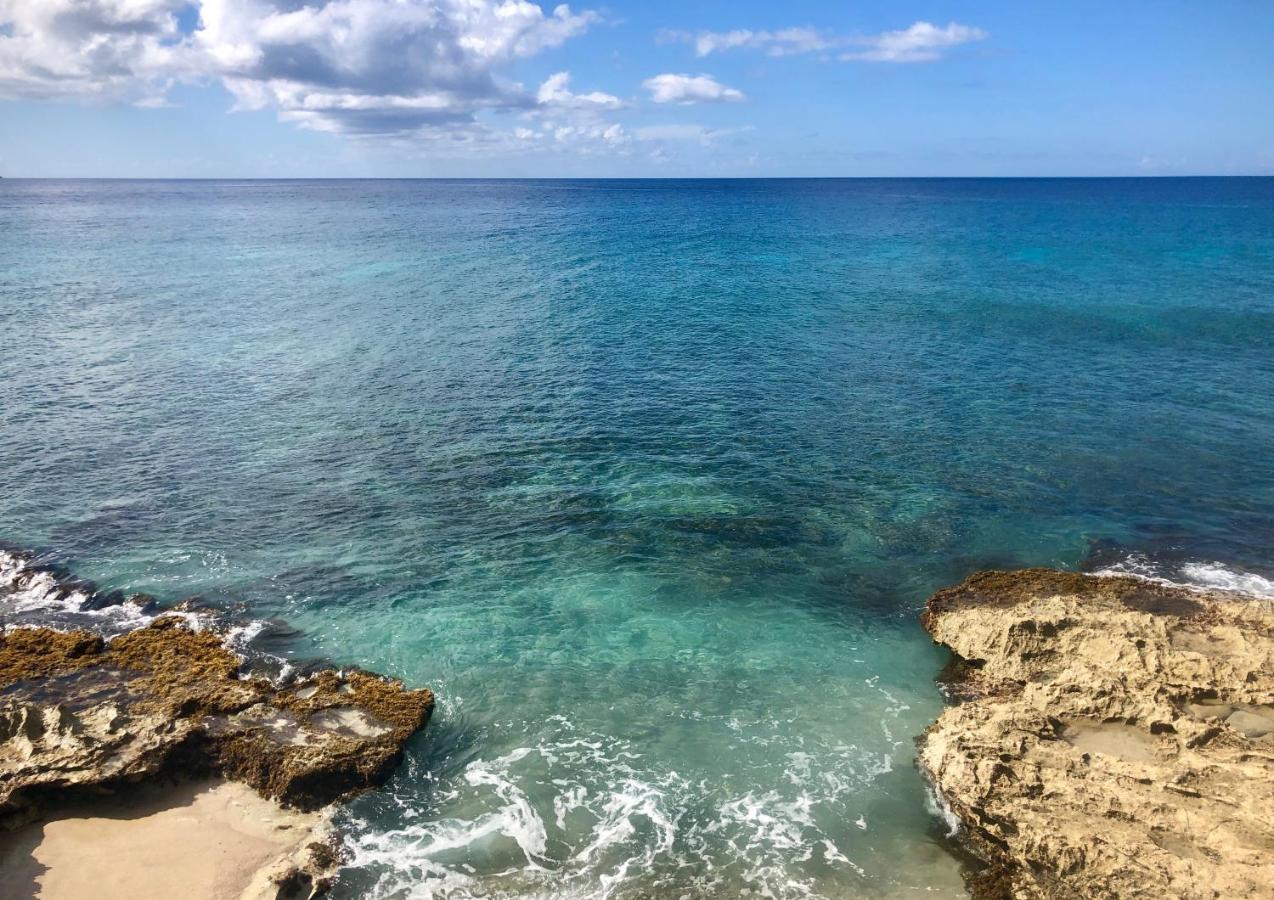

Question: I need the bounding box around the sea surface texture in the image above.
[3,178,1274,899]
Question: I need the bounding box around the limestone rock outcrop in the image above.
[919,569,1274,899]
[0,619,434,828]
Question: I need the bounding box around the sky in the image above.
[1,0,1272,177]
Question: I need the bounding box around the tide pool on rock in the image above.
[3,177,1274,898]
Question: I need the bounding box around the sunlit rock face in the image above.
[0,617,434,825]
[920,569,1274,900]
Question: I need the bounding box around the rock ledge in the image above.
[0,617,433,897]
[919,568,1274,899]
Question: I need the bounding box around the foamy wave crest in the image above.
[338,709,918,899]
[0,546,287,669]
[922,778,961,840]
[1094,552,1274,600]
[341,719,687,900]
[1177,562,1274,598]
[0,546,164,634]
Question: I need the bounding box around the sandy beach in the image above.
[0,780,331,900]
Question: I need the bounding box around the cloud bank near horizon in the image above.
[0,0,610,135]
[0,2,988,162]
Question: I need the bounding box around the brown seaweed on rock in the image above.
[919,568,1274,900]
[0,617,434,828]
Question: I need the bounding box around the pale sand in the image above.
[0,780,331,900]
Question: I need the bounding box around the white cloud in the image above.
[659,27,827,58]
[508,118,630,155]
[643,73,744,105]
[0,0,611,138]
[536,70,622,110]
[510,70,630,156]
[0,0,189,102]
[842,21,987,63]
[195,0,602,134]
[670,20,986,63]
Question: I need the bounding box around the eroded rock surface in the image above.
[0,619,434,829]
[919,569,1274,899]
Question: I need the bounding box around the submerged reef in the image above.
[919,569,1274,899]
[0,549,433,898]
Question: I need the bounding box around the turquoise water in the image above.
[3,178,1274,898]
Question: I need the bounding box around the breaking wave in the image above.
[1093,552,1274,600]
[0,544,289,666]
[336,704,953,900]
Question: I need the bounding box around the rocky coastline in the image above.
[11,546,1274,899]
[0,548,433,899]
[919,569,1274,899]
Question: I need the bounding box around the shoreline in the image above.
[0,547,433,899]
[7,545,1274,897]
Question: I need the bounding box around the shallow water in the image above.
[3,178,1274,898]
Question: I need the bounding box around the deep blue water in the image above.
[3,178,1274,898]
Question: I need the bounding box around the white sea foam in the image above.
[3,546,970,898]
[0,547,280,666]
[463,749,550,866]
[0,548,153,633]
[922,780,961,840]
[335,708,931,900]
[1177,562,1274,598]
[1094,553,1274,600]
[221,618,271,651]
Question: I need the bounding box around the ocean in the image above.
[3,177,1273,898]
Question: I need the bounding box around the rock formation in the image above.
[919,569,1274,899]
[0,616,434,897]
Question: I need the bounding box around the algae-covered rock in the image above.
[919,568,1274,899]
[0,617,433,826]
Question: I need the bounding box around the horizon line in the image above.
[3,174,1273,181]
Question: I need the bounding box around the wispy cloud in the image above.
[842,22,987,63]
[512,120,631,154]
[661,20,987,63]
[643,73,745,105]
[658,26,828,58]
[633,124,752,146]
[1135,154,1188,172]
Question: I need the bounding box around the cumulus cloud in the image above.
[195,0,602,134]
[535,70,622,110]
[0,0,612,138]
[666,20,986,63]
[0,0,189,101]
[511,69,632,155]
[643,73,744,105]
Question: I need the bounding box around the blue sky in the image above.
[1,0,1272,177]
